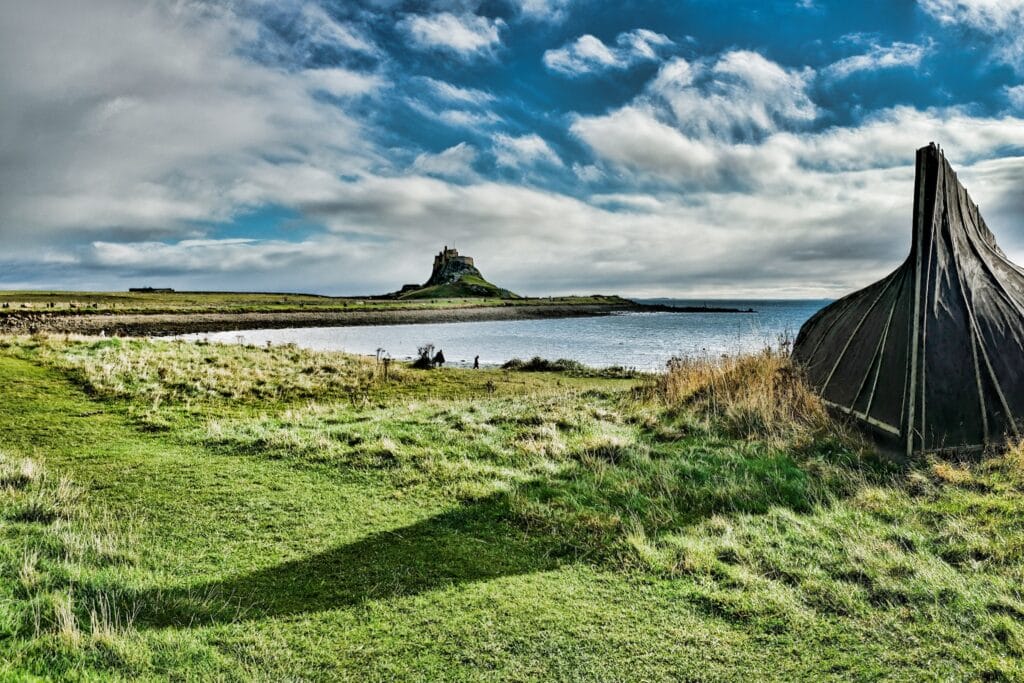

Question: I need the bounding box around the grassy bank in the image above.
[0,335,1022,680]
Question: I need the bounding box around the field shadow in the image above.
[133,494,565,628]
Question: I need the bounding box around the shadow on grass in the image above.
[132,442,896,629]
[133,494,565,628]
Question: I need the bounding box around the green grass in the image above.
[0,290,623,316]
[0,335,1022,680]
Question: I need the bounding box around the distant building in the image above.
[432,246,474,274]
[129,287,175,293]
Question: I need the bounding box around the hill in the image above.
[395,246,519,299]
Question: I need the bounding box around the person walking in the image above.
[433,349,446,368]
[473,355,480,369]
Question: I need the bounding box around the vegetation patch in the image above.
[503,355,642,379]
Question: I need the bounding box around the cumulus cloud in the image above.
[574,99,1024,189]
[0,0,376,247]
[400,12,504,57]
[645,52,818,143]
[543,29,673,76]
[570,52,1024,189]
[824,41,931,79]
[568,47,1024,286]
[920,0,1024,70]
[492,133,564,168]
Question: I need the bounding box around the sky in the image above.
[1,0,1024,298]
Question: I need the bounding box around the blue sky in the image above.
[1,0,1023,296]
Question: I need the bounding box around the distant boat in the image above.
[794,143,1024,457]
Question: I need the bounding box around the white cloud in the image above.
[1009,84,1024,110]
[567,47,1024,291]
[439,109,503,128]
[493,133,563,168]
[644,52,817,143]
[510,0,574,22]
[89,238,318,272]
[571,106,721,180]
[303,67,383,97]
[574,97,1024,189]
[296,3,380,55]
[920,0,1024,32]
[0,0,379,246]
[410,143,479,179]
[404,95,502,129]
[543,29,673,76]
[420,77,495,105]
[919,0,1024,70]
[824,41,931,79]
[400,12,504,57]
[573,163,605,183]
[73,235,398,293]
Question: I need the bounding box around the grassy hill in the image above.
[0,335,1021,679]
[397,272,520,300]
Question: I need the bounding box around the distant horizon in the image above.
[0,286,834,303]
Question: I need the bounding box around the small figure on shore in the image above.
[473,355,480,369]
[433,349,446,368]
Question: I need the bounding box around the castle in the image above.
[432,246,474,273]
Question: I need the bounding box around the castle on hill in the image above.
[393,245,517,299]
[432,246,474,273]
[423,245,480,288]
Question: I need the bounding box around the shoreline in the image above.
[0,302,698,337]
[0,301,754,337]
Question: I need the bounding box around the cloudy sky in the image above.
[2,0,1024,297]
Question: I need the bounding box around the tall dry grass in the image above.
[660,347,857,450]
[1,452,142,654]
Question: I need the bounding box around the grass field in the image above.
[0,335,1022,680]
[0,291,624,317]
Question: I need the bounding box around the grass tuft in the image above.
[660,347,861,450]
[0,454,40,490]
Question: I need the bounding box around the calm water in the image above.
[179,299,829,371]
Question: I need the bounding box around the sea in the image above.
[179,299,830,372]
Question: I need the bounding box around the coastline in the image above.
[0,302,653,336]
